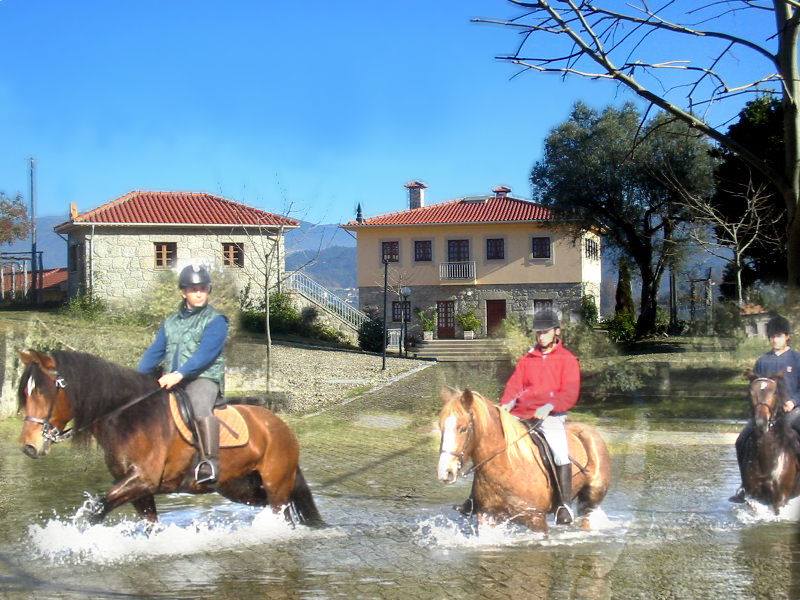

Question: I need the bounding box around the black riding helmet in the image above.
[766,314,791,338]
[532,309,560,332]
[178,264,212,290]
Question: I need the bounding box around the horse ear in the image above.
[18,349,36,365]
[462,388,475,409]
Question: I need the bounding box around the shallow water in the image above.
[2,364,800,599]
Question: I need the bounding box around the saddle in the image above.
[169,390,249,448]
[521,419,562,493]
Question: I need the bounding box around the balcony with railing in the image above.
[438,261,476,281]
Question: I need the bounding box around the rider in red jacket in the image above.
[500,309,580,524]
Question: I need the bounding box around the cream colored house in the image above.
[54,191,299,305]
[342,182,601,339]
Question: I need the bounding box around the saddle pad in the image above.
[169,395,249,448]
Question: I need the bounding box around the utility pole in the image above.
[29,158,38,305]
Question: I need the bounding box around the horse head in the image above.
[436,387,479,484]
[17,349,72,458]
[747,371,783,433]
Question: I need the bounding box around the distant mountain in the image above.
[0,215,68,269]
[286,246,356,289]
[284,221,354,252]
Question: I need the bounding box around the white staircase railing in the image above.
[284,271,368,331]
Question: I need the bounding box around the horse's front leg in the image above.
[85,465,156,524]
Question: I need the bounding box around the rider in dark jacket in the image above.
[730,314,800,503]
[138,264,229,484]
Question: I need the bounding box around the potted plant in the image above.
[415,307,436,341]
[457,310,482,340]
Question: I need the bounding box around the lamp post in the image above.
[400,286,412,358]
[382,258,388,371]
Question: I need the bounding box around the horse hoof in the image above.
[80,492,106,524]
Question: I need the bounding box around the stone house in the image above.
[54,191,299,305]
[341,182,602,339]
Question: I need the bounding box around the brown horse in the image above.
[17,349,322,526]
[738,374,800,513]
[436,388,610,533]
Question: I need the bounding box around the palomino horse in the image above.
[739,374,800,513]
[437,388,610,533]
[17,349,322,526]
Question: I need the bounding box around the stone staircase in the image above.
[412,338,511,362]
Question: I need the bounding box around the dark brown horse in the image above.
[436,388,610,533]
[17,349,322,526]
[739,374,800,513]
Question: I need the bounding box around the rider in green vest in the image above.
[138,264,229,484]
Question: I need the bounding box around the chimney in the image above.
[493,185,511,199]
[356,203,364,224]
[405,180,427,210]
[69,202,78,219]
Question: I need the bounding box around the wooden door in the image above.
[486,300,507,337]
[437,301,455,339]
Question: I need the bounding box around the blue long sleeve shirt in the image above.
[137,315,229,379]
[754,348,800,403]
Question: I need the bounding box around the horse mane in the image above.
[45,350,169,445]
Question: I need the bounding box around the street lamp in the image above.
[382,259,389,371]
[400,286,412,358]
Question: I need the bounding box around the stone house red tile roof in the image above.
[55,191,299,231]
[342,195,554,228]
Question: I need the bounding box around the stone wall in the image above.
[359,282,585,338]
[288,291,359,345]
[68,226,284,306]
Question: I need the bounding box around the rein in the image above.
[461,419,538,478]
[24,372,164,443]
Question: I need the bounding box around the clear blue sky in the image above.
[0,1,774,225]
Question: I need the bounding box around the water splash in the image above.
[27,503,335,565]
[732,495,800,524]
[414,508,627,549]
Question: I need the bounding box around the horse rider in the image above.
[499,308,581,525]
[730,314,800,503]
[138,264,229,485]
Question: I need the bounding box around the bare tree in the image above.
[476,1,800,295]
[674,177,782,306]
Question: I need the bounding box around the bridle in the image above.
[22,367,163,445]
[439,413,474,468]
[752,377,779,428]
[23,371,72,444]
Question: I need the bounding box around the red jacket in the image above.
[500,341,580,419]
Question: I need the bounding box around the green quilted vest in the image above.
[162,302,226,390]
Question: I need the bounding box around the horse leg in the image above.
[217,472,268,507]
[85,466,155,524]
[131,495,158,523]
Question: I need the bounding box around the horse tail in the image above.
[572,423,611,512]
[290,467,324,528]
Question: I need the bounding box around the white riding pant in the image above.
[540,414,569,466]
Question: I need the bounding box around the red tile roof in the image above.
[1,267,67,293]
[343,195,554,227]
[55,191,299,230]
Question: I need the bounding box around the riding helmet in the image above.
[532,309,561,331]
[766,314,791,338]
[178,264,212,290]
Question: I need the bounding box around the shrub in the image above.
[500,314,531,359]
[654,307,670,336]
[415,307,436,331]
[456,310,482,332]
[268,291,301,334]
[580,295,599,327]
[603,311,636,343]
[714,300,744,337]
[561,322,618,359]
[301,305,320,327]
[61,293,107,321]
[358,317,386,352]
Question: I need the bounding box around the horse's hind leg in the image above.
[575,481,608,529]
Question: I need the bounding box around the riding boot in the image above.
[555,464,574,525]
[194,416,220,485]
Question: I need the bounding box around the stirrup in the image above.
[555,504,574,525]
[728,487,746,504]
[195,459,218,484]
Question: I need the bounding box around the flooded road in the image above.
[1,362,799,599]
